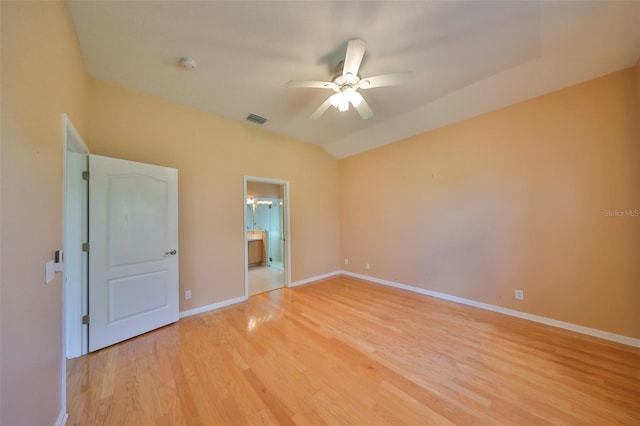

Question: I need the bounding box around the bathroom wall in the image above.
[253,200,284,266]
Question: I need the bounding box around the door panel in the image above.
[89,155,179,352]
[108,174,168,266]
[109,271,168,322]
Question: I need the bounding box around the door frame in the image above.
[243,176,291,297]
[61,113,89,416]
[63,115,89,359]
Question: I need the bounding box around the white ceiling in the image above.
[67,1,640,159]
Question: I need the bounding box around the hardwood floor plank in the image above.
[68,276,640,425]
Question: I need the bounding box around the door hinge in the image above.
[82,242,89,252]
[82,315,90,325]
[82,171,89,180]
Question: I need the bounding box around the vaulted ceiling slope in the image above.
[67,1,640,159]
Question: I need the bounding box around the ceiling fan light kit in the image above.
[286,39,413,120]
[330,87,363,112]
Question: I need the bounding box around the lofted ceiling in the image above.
[67,1,640,159]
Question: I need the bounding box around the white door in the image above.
[89,155,179,352]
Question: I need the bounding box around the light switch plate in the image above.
[45,261,55,284]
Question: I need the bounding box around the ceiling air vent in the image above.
[246,113,268,125]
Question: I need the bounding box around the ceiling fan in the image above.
[287,39,413,120]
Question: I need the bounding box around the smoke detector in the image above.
[178,57,197,71]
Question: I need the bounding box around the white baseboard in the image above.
[177,270,342,319]
[340,271,640,348]
[179,295,247,319]
[290,270,342,287]
[55,408,68,426]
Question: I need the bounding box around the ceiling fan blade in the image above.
[342,39,367,77]
[287,80,337,89]
[310,96,334,120]
[353,96,373,120]
[359,71,413,89]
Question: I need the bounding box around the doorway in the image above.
[244,176,290,297]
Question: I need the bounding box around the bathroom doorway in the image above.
[244,176,290,297]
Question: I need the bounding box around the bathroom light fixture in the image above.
[247,198,273,205]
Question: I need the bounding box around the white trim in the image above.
[55,407,68,426]
[290,270,342,287]
[179,296,247,319]
[340,271,640,348]
[63,151,88,359]
[243,178,249,296]
[63,114,88,154]
[179,271,340,320]
[61,114,89,425]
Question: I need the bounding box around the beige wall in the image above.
[1,1,89,424]
[340,65,640,338]
[636,58,640,105]
[1,1,638,423]
[88,80,341,311]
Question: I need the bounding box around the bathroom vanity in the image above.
[247,230,266,267]
[248,239,263,266]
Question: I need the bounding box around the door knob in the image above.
[165,250,177,256]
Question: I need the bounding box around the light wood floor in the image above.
[67,276,640,425]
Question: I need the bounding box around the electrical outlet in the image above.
[515,290,524,300]
[365,263,370,270]
[185,290,192,300]
[344,258,349,265]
